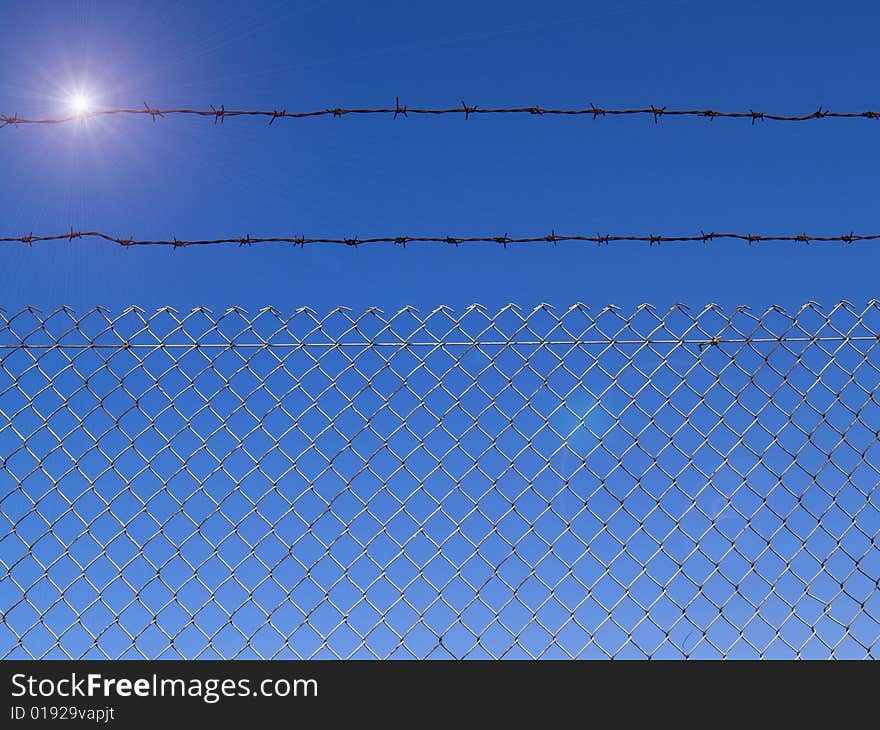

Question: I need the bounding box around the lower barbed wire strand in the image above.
[1,230,878,247]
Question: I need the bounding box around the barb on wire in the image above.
[2,101,880,128]
[0,230,877,248]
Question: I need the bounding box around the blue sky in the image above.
[0,0,878,312]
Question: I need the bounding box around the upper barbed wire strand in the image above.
[1,230,877,248]
[2,101,880,128]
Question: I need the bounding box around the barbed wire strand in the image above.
[1,230,877,248]
[3,101,880,128]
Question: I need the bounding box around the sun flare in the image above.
[68,92,93,117]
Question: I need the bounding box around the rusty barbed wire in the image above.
[1,229,878,248]
[2,100,880,128]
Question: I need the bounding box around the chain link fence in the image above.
[1,303,878,658]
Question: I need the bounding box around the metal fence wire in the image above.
[1,303,878,659]
[4,100,880,128]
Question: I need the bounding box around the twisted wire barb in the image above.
[1,230,877,248]
[3,101,880,128]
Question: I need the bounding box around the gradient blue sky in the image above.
[0,0,878,312]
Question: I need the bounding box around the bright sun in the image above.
[69,93,92,116]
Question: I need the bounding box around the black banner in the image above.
[1,660,871,727]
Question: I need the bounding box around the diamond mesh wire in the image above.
[0,303,878,659]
